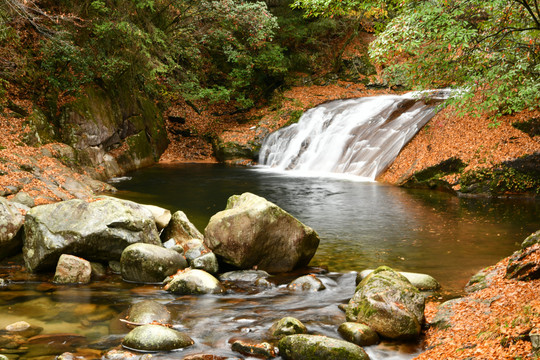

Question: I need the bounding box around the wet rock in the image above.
[288,275,326,291]
[506,243,540,281]
[213,140,258,163]
[183,355,241,360]
[204,193,320,273]
[338,322,379,346]
[357,269,440,291]
[57,349,103,360]
[0,355,7,360]
[219,270,270,282]
[269,317,307,339]
[231,340,276,358]
[278,334,369,360]
[109,260,122,274]
[0,278,6,287]
[191,252,219,274]
[90,262,107,279]
[163,211,203,246]
[125,300,171,326]
[522,230,540,249]
[23,197,161,272]
[465,266,498,293]
[185,242,210,262]
[163,238,185,255]
[122,324,194,352]
[0,196,25,260]
[101,348,153,359]
[53,254,92,284]
[25,333,87,357]
[0,334,25,349]
[141,204,171,230]
[165,268,224,295]
[121,243,187,283]
[346,266,425,340]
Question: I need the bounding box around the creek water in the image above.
[1,163,539,360]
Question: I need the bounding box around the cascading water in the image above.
[259,91,448,180]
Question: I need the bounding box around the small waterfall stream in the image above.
[259,92,447,180]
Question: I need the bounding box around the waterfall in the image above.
[258,92,447,180]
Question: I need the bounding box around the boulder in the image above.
[190,252,219,274]
[522,230,540,249]
[165,268,224,295]
[231,340,275,358]
[357,269,440,291]
[204,193,319,273]
[125,300,171,326]
[23,197,161,272]
[122,324,193,352]
[269,317,307,339]
[141,205,171,230]
[346,266,425,340]
[278,334,369,360]
[505,243,540,281]
[288,275,326,291]
[338,322,379,346]
[163,211,203,246]
[0,197,25,260]
[220,270,270,283]
[121,243,187,283]
[53,254,92,284]
[465,266,498,293]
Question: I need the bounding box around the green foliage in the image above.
[461,166,540,195]
[369,0,540,117]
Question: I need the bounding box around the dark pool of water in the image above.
[1,163,538,360]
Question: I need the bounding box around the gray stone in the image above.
[165,268,224,295]
[4,321,43,338]
[231,340,276,358]
[278,334,369,360]
[429,298,465,330]
[357,269,440,291]
[204,193,319,273]
[163,211,203,246]
[53,254,92,284]
[121,243,187,283]
[23,197,161,272]
[141,204,171,230]
[465,266,498,293]
[11,191,35,208]
[346,266,425,340]
[122,324,193,352]
[190,252,219,274]
[338,322,379,346]
[219,270,270,282]
[288,275,326,291]
[90,262,107,279]
[0,196,25,260]
[269,317,307,339]
[125,300,171,326]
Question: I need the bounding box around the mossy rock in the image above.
[269,317,307,339]
[402,157,466,192]
[278,334,369,360]
[522,230,540,249]
[122,324,193,352]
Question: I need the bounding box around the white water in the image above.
[259,92,445,180]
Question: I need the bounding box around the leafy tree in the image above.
[369,0,540,117]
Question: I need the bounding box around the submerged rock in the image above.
[125,300,171,326]
[3,321,43,338]
[219,270,270,283]
[278,334,369,360]
[23,197,161,272]
[231,340,276,358]
[269,317,307,339]
[0,196,25,260]
[53,254,92,284]
[204,193,320,273]
[346,266,425,340]
[163,211,204,246]
[338,322,379,347]
[121,243,187,283]
[122,324,193,352]
[288,275,326,291]
[357,269,440,291]
[165,268,224,295]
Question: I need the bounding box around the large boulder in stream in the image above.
[278,334,369,360]
[163,211,204,246]
[0,197,25,260]
[204,193,319,273]
[346,266,425,340]
[23,197,161,272]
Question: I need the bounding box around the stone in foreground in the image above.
[0,197,25,260]
[122,324,193,352]
[23,197,161,272]
[288,275,326,291]
[53,254,92,284]
[204,193,319,273]
[346,266,425,340]
[165,268,224,295]
[278,334,369,360]
[121,243,187,283]
[338,322,379,347]
[125,300,171,326]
